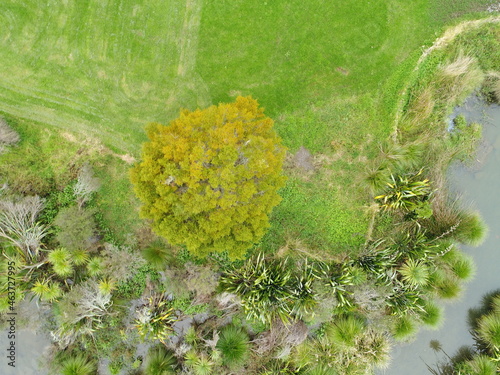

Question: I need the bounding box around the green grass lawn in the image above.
[0,0,494,255]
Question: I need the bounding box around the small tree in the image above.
[130,96,286,259]
[73,162,100,209]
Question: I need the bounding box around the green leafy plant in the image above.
[130,96,287,260]
[375,169,432,214]
[219,253,297,325]
[135,293,177,343]
[60,353,96,375]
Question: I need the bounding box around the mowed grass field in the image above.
[0,0,495,253]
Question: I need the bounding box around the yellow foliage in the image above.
[130,96,286,259]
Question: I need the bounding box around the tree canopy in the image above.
[130,96,286,259]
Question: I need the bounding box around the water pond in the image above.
[381,95,500,374]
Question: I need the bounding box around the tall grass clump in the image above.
[304,364,339,375]
[60,354,96,375]
[142,242,171,270]
[145,346,177,375]
[392,316,417,341]
[449,252,476,281]
[325,315,365,349]
[0,117,20,152]
[216,325,250,369]
[435,52,485,106]
[434,274,463,300]
[457,355,497,375]
[419,300,443,329]
[477,314,500,351]
[453,211,488,246]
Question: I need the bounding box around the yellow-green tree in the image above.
[130,96,286,259]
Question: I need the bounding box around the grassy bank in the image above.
[0,1,497,257]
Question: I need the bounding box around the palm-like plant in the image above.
[291,260,319,318]
[219,253,295,325]
[446,251,476,281]
[71,249,89,266]
[98,278,116,295]
[60,354,96,375]
[31,279,63,302]
[184,351,214,375]
[145,346,176,375]
[86,257,103,277]
[142,243,171,270]
[48,248,74,278]
[216,325,249,369]
[434,274,462,300]
[374,169,432,212]
[398,259,430,288]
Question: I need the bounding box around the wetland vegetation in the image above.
[0,1,499,374]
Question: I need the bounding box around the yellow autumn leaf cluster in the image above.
[130,96,286,259]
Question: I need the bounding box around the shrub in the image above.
[130,96,286,260]
[216,325,250,369]
[54,206,97,251]
[100,243,145,283]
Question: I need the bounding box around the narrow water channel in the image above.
[381,95,500,375]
